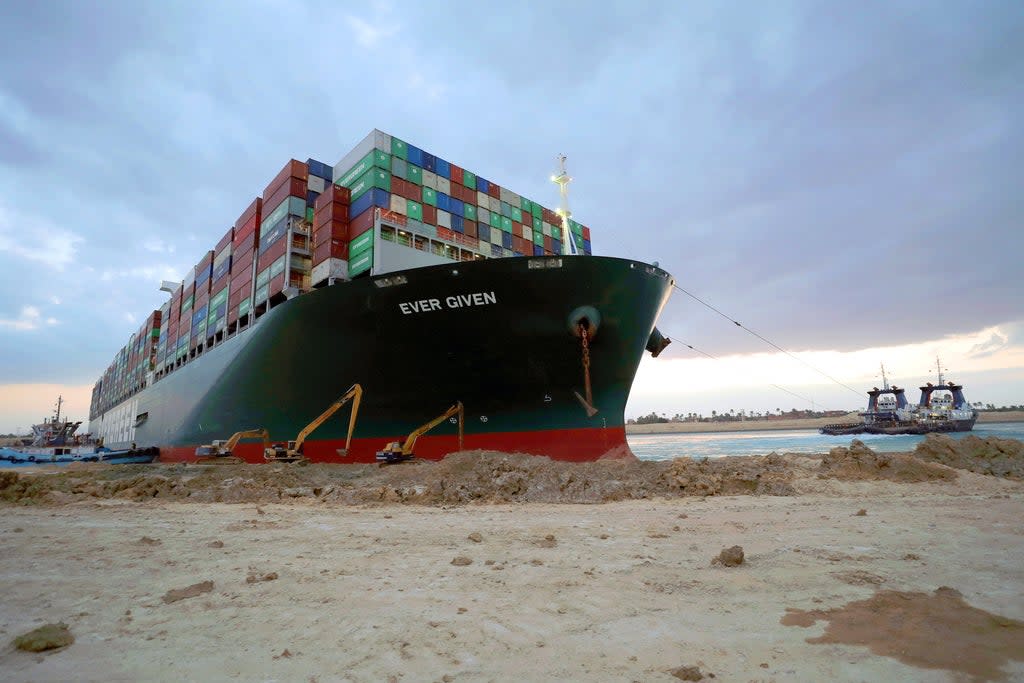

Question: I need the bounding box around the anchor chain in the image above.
[579,321,593,408]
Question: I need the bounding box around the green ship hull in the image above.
[90,255,674,463]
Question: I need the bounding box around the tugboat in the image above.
[0,396,158,465]
[820,360,977,436]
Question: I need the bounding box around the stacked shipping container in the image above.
[90,130,596,421]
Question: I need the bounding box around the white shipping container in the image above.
[542,224,551,237]
[437,210,451,228]
[307,175,326,194]
[422,170,437,190]
[499,187,520,206]
[436,177,451,195]
[491,230,502,245]
[488,196,500,212]
[311,258,349,286]
[476,190,488,207]
[478,207,490,224]
[333,129,391,183]
[389,194,408,215]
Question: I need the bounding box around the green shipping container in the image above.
[489,211,501,228]
[533,229,544,245]
[407,164,423,185]
[254,283,269,304]
[464,204,477,221]
[462,170,477,190]
[269,255,287,278]
[337,149,391,189]
[406,199,423,221]
[210,287,228,308]
[520,197,532,213]
[305,207,314,223]
[349,247,373,276]
[238,297,251,316]
[531,202,542,219]
[181,295,194,313]
[350,229,374,257]
[256,268,270,288]
[421,187,437,207]
[533,216,542,230]
[348,166,391,202]
[501,216,512,231]
[391,137,408,160]
[511,207,523,223]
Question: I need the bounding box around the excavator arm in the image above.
[377,401,464,464]
[223,428,270,454]
[266,384,363,462]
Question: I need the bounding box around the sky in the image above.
[0,1,1022,432]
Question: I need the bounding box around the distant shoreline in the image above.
[625,410,1024,435]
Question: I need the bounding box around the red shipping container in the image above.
[349,207,375,238]
[231,269,253,295]
[314,201,349,228]
[313,221,350,247]
[543,235,553,252]
[511,222,523,238]
[233,214,259,247]
[257,235,288,270]
[263,159,308,200]
[262,176,307,217]
[235,197,262,230]
[582,226,590,241]
[422,205,437,225]
[229,287,248,309]
[268,273,286,298]
[487,183,500,199]
[312,239,349,265]
[215,227,234,253]
[450,164,463,185]
[313,184,351,211]
[211,274,229,296]
[391,178,407,200]
[463,220,477,238]
[543,208,560,225]
[233,244,256,270]
[437,226,455,241]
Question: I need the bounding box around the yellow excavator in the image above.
[375,401,464,464]
[195,428,271,462]
[265,383,363,463]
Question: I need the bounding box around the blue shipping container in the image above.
[407,145,424,167]
[436,192,450,212]
[449,197,464,216]
[306,158,333,180]
[349,187,390,218]
[477,177,490,193]
[552,238,561,254]
[478,224,491,242]
[533,245,544,256]
[501,232,512,249]
[212,302,227,320]
[192,305,208,327]
[583,238,591,252]
[212,256,232,282]
[435,158,450,179]
[422,152,436,172]
[195,264,212,285]
[451,214,463,231]
[490,243,503,258]
[306,190,319,207]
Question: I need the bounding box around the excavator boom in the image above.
[376,401,464,464]
[265,384,363,462]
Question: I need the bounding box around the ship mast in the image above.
[54,395,63,424]
[551,154,579,256]
[935,356,946,385]
[880,364,889,391]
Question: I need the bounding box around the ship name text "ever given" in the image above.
[398,291,498,314]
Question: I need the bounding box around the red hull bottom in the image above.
[157,426,633,464]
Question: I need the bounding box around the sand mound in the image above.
[3,437,1022,506]
[913,434,1024,479]
[819,440,956,482]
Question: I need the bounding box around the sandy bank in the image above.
[1,436,1023,682]
[626,410,1024,435]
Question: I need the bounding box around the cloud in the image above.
[0,202,84,271]
[345,14,398,47]
[0,305,58,331]
[968,331,1009,358]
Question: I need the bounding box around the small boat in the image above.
[820,360,978,436]
[1,396,158,466]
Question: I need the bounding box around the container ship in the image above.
[88,130,674,463]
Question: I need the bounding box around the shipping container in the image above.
[349,228,374,257]
[349,187,390,219]
[335,148,390,188]
[348,246,373,277]
[313,221,349,247]
[263,159,308,200]
[313,238,349,264]
[311,257,348,286]
[334,129,391,183]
